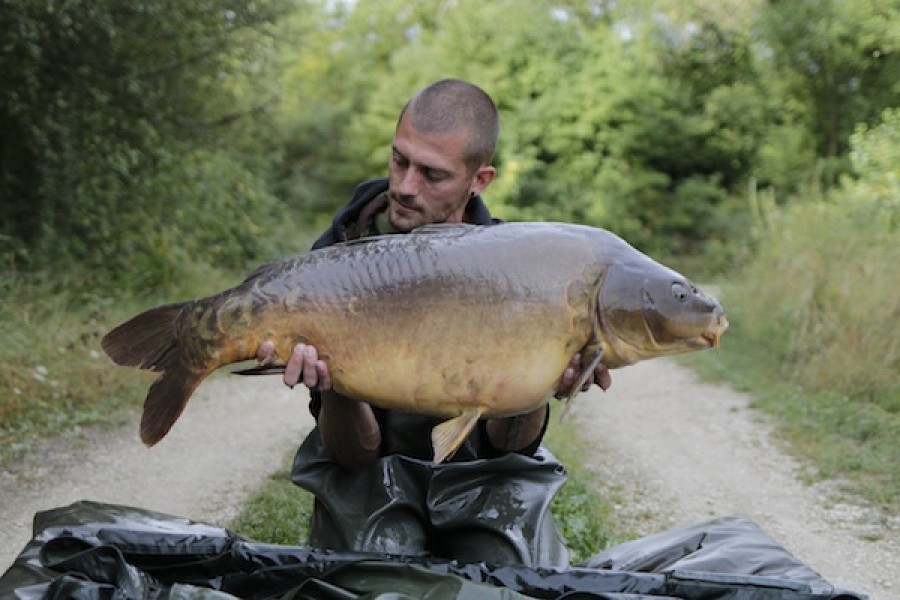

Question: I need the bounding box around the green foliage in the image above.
[311,0,763,261]
[0,0,291,292]
[756,0,900,170]
[6,0,897,284]
[845,107,900,216]
[743,110,899,405]
[89,148,290,291]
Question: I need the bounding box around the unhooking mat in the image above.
[0,500,867,600]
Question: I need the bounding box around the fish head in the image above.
[596,261,728,366]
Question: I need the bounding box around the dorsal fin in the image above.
[411,223,478,235]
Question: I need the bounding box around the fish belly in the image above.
[321,298,582,418]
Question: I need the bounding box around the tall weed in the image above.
[742,198,898,409]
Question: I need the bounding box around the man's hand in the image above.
[554,352,612,398]
[259,341,377,470]
[257,341,332,391]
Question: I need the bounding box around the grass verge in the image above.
[0,276,141,466]
[0,266,241,468]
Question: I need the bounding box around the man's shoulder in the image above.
[335,177,390,222]
[311,178,390,250]
[350,177,390,201]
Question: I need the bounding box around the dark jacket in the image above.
[310,177,499,250]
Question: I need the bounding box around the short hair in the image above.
[399,79,499,172]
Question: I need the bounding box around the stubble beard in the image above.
[387,189,470,232]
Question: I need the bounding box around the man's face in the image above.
[386,114,495,231]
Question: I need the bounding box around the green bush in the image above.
[0,0,288,295]
[740,110,899,406]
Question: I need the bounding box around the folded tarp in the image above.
[0,500,866,600]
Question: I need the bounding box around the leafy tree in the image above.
[272,0,447,222]
[756,0,900,180]
[0,0,288,290]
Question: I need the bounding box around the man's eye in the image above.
[423,169,446,183]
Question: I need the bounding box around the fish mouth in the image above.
[701,332,719,347]
[701,315,729,348]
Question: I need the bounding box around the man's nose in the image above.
[395,168,419,197]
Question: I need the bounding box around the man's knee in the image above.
[362,509,428,556]
[310,503,428,557]
[440,528,523,565]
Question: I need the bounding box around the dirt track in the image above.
[569,359,898,599]
[1,360,897,598]
[0,376,316,571]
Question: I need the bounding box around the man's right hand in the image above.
[256,341,332,391]
[258,341,379,470]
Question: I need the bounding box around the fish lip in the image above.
[701,332,719,347]
[701,316,729,348]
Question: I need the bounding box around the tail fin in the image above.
[140,360,206,446]
[102,303,207,446]
[102,303,185,369]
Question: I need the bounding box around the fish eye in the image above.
[672,282,689,302]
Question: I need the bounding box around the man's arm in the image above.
[317,389,382,471]
[257,341,379,471]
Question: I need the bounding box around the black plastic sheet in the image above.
[0,500,867,600]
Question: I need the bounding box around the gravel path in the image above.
[1,360,897,598]
[569,359,898,599]
[0,375,316,571]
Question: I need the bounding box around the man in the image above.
[259,79,610,567]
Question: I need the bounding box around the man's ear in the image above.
[470,165,496,196]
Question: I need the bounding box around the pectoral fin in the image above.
[559,346,604,420]
[232,364,287,376]
[431,408,484,464]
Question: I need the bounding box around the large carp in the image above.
[102,222,727,462]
